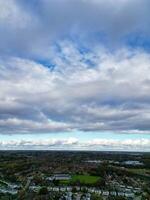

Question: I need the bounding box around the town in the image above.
[0,151,149,200]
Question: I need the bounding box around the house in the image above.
[86,193,91,200]
[54,174,71,181]
[102,191,109,196]
[46,174,71,181]
[66,192,72,200]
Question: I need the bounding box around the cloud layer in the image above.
[0,0,150,58]
[0,137,149,151]
[0,44,150,134]
[0,0,150,151]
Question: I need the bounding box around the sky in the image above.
[0,0,150,151]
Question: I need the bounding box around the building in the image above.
[54,174,71,181]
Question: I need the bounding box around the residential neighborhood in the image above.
[0,151,149,199]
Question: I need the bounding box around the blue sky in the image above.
[1,131,150,142]
[0,0,150,151]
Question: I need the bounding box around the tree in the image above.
[91,193,103,200]
[38,186,48,195]
[95,178,106,189]
[72,187,77,193]
[113,196,126,200]
[53,179,59,186]
[81,187,88,193]
[33,175,43,186]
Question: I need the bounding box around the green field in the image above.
[60,175,100,185]
[128,168,150,176]
[71,175,100,184]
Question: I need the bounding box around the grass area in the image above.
[128,168,150,176]
[71,175,100,184]
[60,175,100,185]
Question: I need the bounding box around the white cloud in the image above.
[0,0,29,27]
[0,137,149,151]
[0,137,78,147]
[86,138,150,149]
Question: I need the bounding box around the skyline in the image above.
[0,0,150,151]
